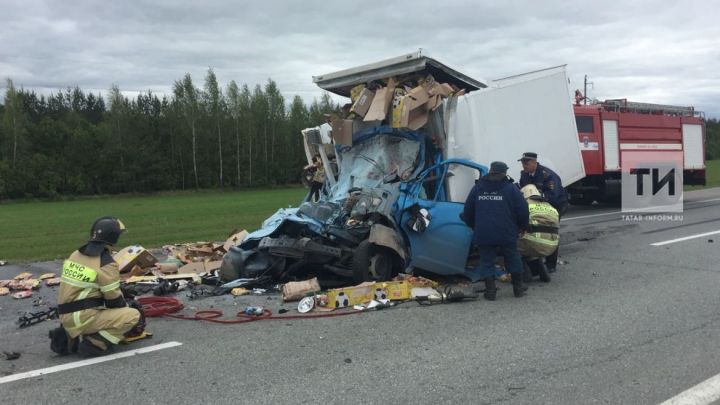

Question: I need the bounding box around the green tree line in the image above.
[706,118,720,161]
[0,71,339,199]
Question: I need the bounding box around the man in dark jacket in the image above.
[518,152,568,272]
[463,161,530,300]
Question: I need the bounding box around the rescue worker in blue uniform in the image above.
[518,152,568,272]
[462,161,529,300]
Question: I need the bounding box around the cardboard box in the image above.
[350,84,366,103]
[364,78,397,122]
[223,230,248,253]
[331,118,354,146]
[325,282,375,308]
[281,277,321,302]
[375,281,411,301]
[114,245,158,273]
[349,88,375,118]
[393,85,431,130]
[177,260,222,274]
[427,82,454,97]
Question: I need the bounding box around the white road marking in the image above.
[0,341,182,385]
[562,211,620,221]
[561,197,720,223]
[651,230,720,247]
[659,372,720,405]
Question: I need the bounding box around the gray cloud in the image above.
[1,0,718,117]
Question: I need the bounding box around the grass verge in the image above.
[0,187,307,262]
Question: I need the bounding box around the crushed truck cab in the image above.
[221,52,583,285]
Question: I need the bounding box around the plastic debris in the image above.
[3,351,20,360]
[45,277,61,286]
[243,306,264,316]
[297,297,315,313]
[12,291,33,299]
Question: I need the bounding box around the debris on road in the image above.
[281,278,321,302]
[3,351,21,360]
[12,291,33,299]
[13,272,33,280]
[17,307,58,328]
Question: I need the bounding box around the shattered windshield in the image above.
[328,134,421,202]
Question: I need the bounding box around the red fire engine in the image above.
[568,99,706,204]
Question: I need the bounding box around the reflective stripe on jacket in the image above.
[58,249,123,336]
[518,200,560,257]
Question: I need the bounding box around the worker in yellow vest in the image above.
[518,185,559,282]
[50,217,141,357]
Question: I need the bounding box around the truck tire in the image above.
[570,193,595,206]
[352,241,393,283]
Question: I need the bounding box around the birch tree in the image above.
[173,74,200,189]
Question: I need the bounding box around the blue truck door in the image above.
[400,161,484,278]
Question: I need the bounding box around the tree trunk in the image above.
[264,124,268,183]
[235,118,240,187]
[247,120,252,186]
[217,117,223,187]
[192,118,199,189]
[11,110,18,168]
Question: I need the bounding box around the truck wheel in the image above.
[352,241,393,283]
[570,193,595,206]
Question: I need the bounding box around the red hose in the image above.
[136,296,365,324]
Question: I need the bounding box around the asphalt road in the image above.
[1,187,719,404]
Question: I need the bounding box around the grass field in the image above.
[686,159,720,190]
[0,187,308,262]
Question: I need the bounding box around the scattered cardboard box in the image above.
[156,262,179,274]
[364,78,397,122]
[177,260,222,274]
[114,245,158,273]
[281,278,321,302]
[325,282,376,308]
[223,230,248,253]
[376,281,412,301]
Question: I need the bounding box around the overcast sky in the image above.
[1,0,719,117]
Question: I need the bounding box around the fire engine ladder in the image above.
[601,99,697,116]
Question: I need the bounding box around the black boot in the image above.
[483,277,497,301]
[78,333,114,357]
[511,273,527,297]
[528,259,551,283]
[546,249,559,273]
[49,326,78,355]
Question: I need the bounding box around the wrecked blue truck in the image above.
[220,126,488,285]
[220,53,582,286]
